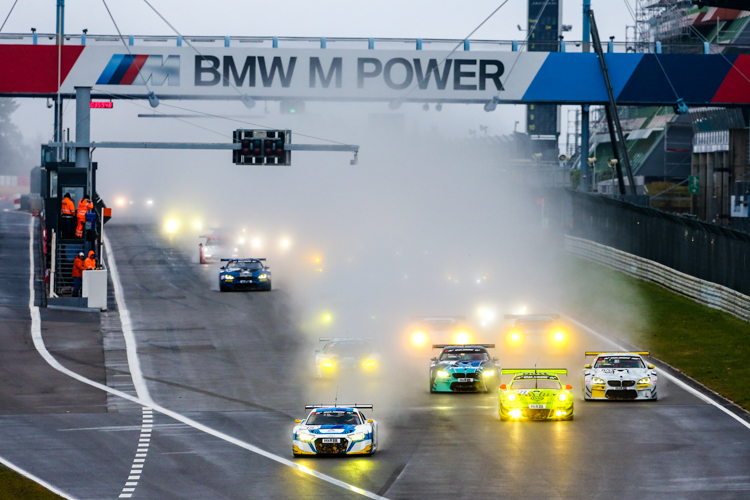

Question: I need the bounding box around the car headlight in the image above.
[638,377,651,385]
[225,275,234,280]
[298,432,315,442]
[509,409,522,418]
[203,252,212,257]
[553,330,565,343]
[349,432,366,442]
[591,377,605,385]
[483,370,495,377]
[363,360,376,368]
[321,361,334,368]
[507,393,517,402]
[258,273,268,279]
[437,370,449,378]
[558,393,568,402]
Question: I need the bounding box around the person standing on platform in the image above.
[72,251,84,297]
[84,250,97,270]
[75,196,93,238]
[61,193,75,239]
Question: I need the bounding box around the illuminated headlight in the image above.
[638,377,652,385]
[483,370,495,377]
[591,377,605,385]
[258,274,268,280]
[507,393,517,402]
[363,361,376,368]
[349,432,366,442]
[509,409,522,418]
[224,275,234,281]
[553,330,565,342]
[437,370,449,378]
[411,332,426,346]
[297,432,315,442]
[558,392,568,402]
[321,361,334,368]
[203,252,212,258]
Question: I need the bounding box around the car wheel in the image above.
[219,284,227,292]
[264,281,272,291]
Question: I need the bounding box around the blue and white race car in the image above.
[292,404,378,457]
[218,258,271,292]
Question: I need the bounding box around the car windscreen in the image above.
[439,349,490,362]
[325,342,371,356]
[594,356,645,369]
[227,261,263,271]
[305,411,361,426]
[511,379,561,390]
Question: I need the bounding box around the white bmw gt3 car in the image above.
[292,404,377,457]
[582,352,658,401]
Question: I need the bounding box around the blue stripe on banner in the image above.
[96,54,126,85]
[109,54,136,85]
[522,53,642,104]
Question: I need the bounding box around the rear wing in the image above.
[319,337,374,342]
[432,344,495,349]
[220,258,266,261]
[504,314,560,319]
[410,316,465,324]
[502,368,568,376]
[585,351,650,356]
[305,404,373,410]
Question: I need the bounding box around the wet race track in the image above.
[2,214,750,499]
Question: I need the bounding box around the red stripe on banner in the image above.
[0,45,85,94]
[712,55,750,104]
[120,54,149,85]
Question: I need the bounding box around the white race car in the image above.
[582,351,658,401]
[292,404,378,457]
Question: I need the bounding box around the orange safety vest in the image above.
[72,257,84,277]
[61,197,75,216]
[77,198,93,221]
[84,251,96,270]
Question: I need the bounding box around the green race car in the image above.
[499,369,574,421]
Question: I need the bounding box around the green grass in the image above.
[562,257,750,412]
[0,465,63,500]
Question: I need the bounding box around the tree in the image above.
[0,98,31,175]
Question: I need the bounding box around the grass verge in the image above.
[562,256,750,412]
[0,465,63,500]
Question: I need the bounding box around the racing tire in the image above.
[499,414,509,421]
[219,285,228,292]
[263,281,272,292]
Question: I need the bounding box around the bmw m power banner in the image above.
[1,44,750,106]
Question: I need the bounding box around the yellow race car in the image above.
[499,369,574,421]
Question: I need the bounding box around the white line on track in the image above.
[565,315,750,431]
[28,220,389,500]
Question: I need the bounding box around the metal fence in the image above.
[549,189,750,296]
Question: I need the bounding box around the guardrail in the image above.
[0,32,739,54]
[565,234,750,322]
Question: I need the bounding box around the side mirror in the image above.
[220,266,225,270]
[265,266,270,270]
[565,384,573,390]
[500,384,507,390]
[430,357,437,362]
[367,419,374,423]
[199,243,203,247]
[584,364,591,369]
[295,419,302,424]
[648,364,655,369]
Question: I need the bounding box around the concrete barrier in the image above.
[82,269,108,310]
[565,234,750,322]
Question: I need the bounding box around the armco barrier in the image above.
[565,235,750,322]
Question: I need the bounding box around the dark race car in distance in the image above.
[315,338,379,378]
[219,258,271,292]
